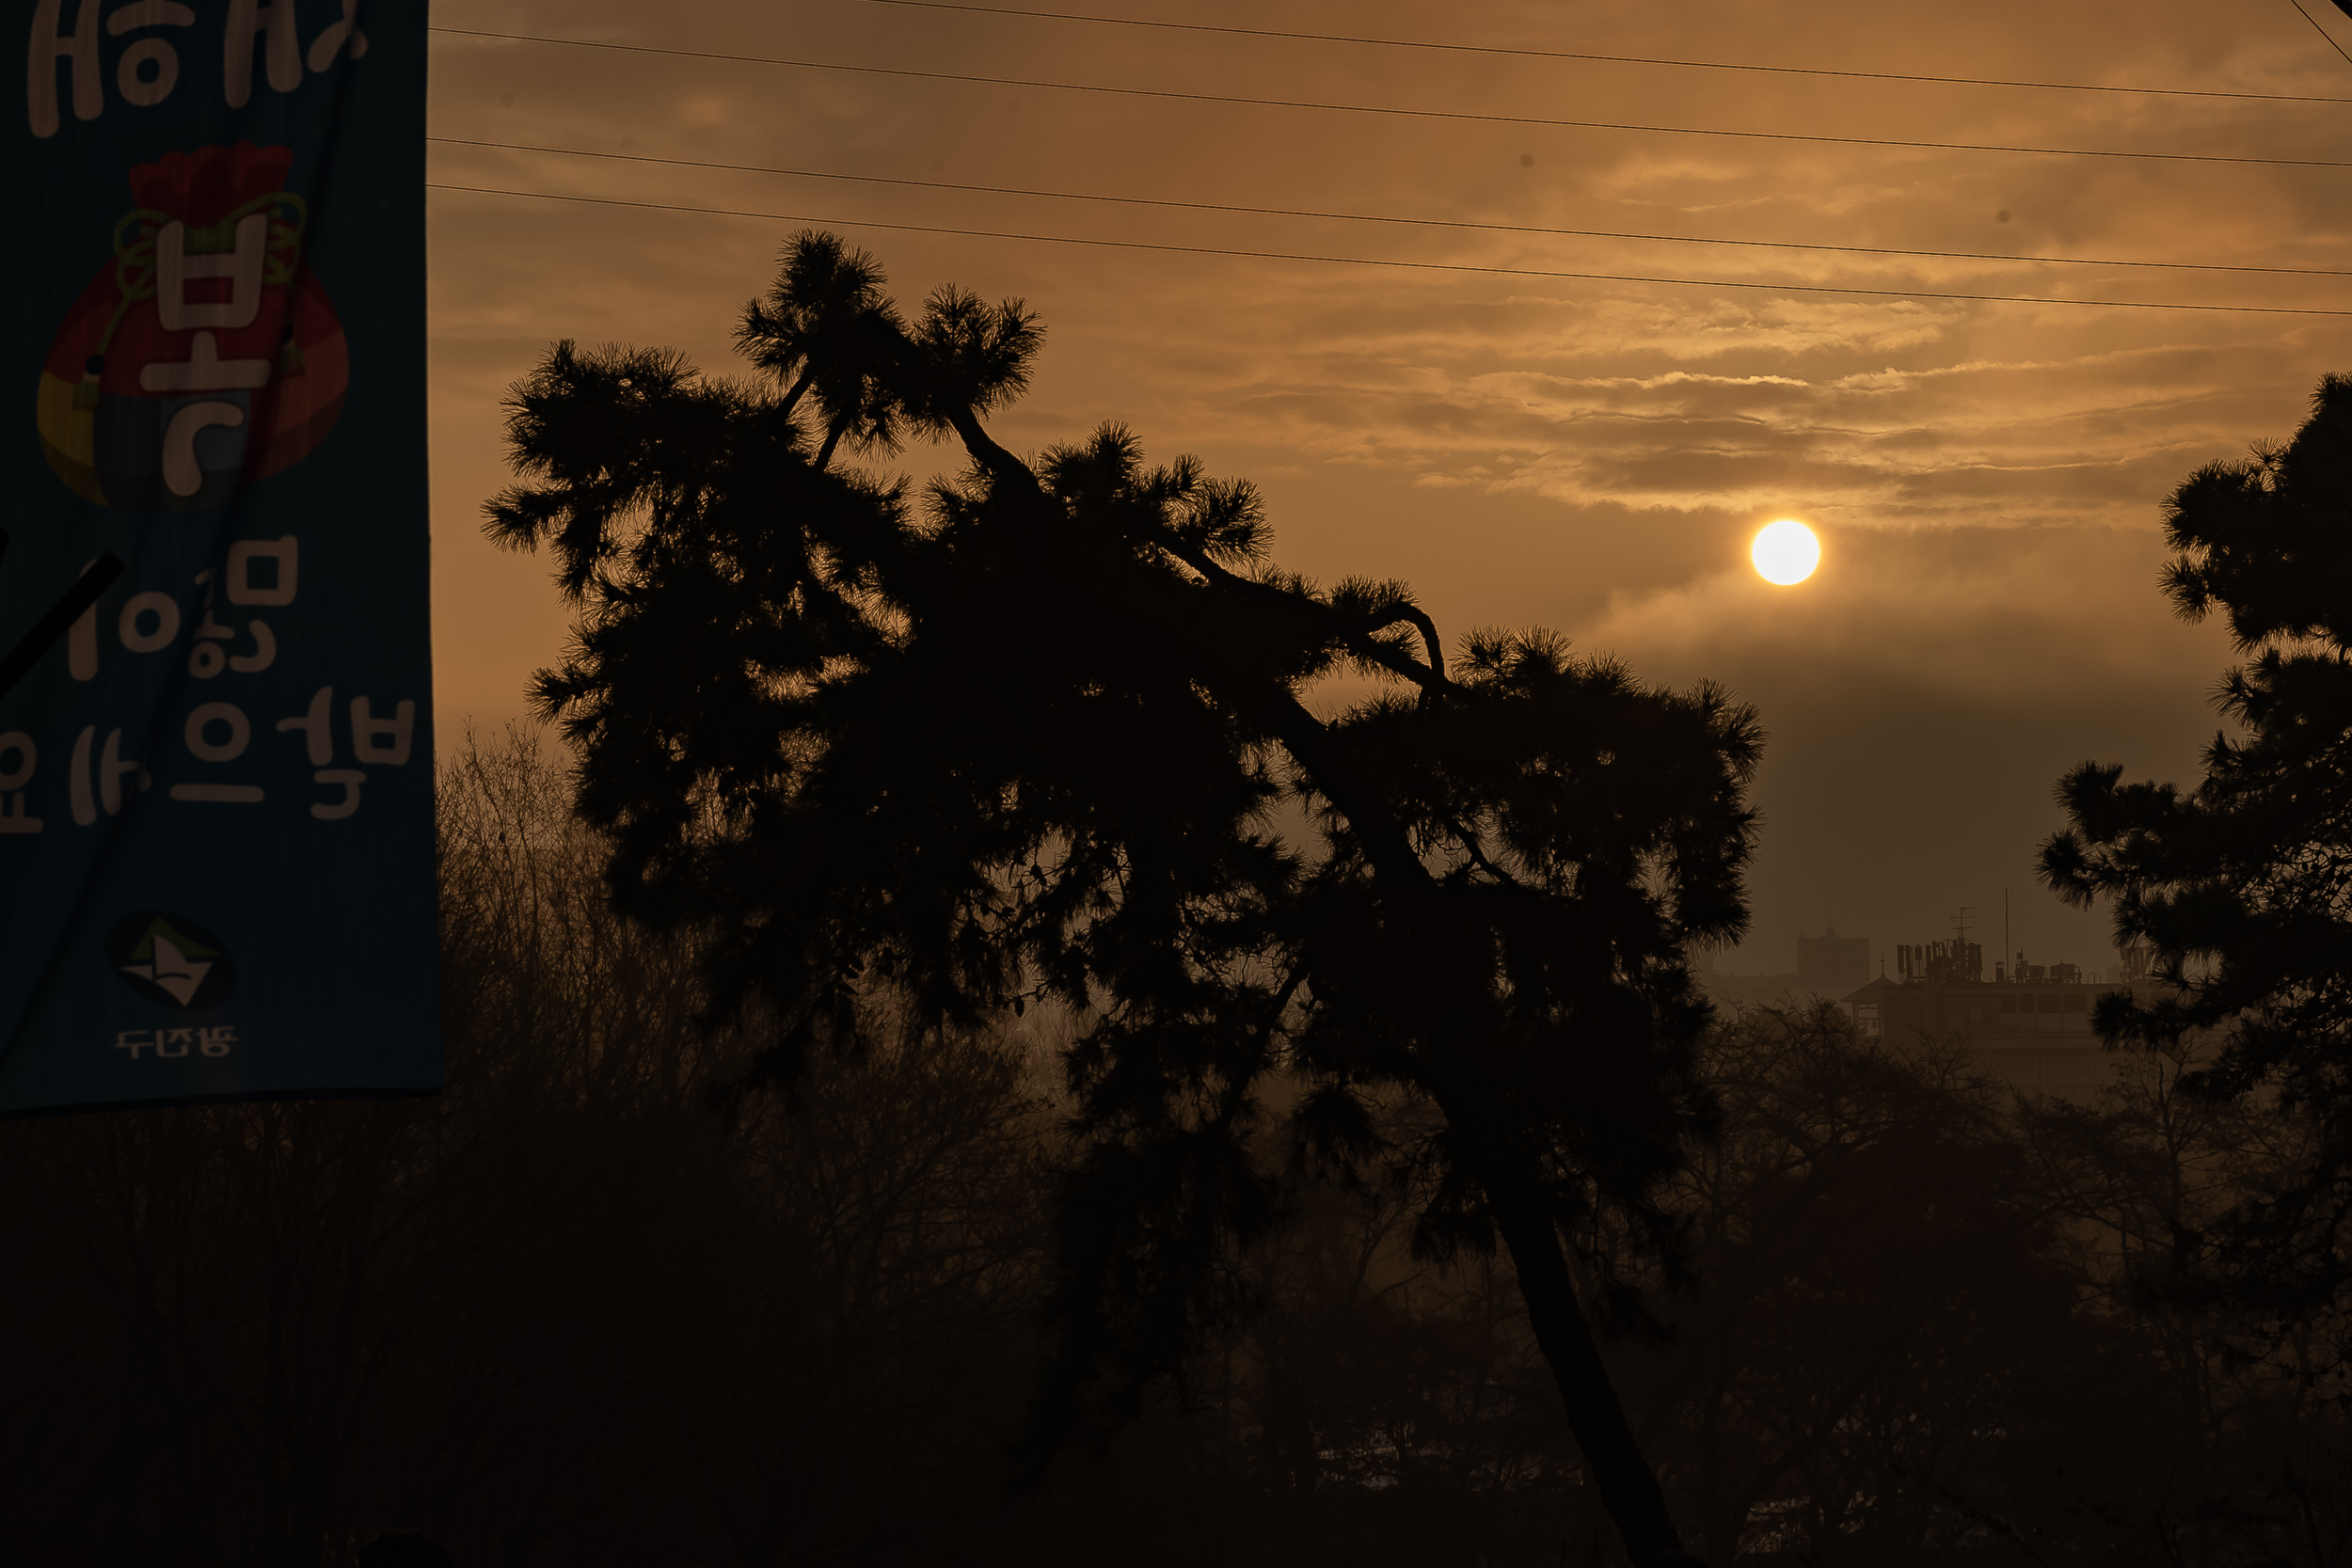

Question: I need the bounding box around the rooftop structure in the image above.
[1698,927,1870,1010]
[1843,940,2134,1104]
[1694,911,2157,1104]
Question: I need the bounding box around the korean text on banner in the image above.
[0,1,435,1114]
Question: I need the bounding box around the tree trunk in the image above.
[1485,1174,1697,1568]
[816,416,849,470]
[932,387,1692,1558]
[945,405,1035,492]
[779,367,816,421]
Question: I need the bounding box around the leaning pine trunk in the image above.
[1486,1176,1695,1568]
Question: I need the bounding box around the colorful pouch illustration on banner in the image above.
[36,141,347,512]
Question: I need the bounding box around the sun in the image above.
[1751,519,1820,585]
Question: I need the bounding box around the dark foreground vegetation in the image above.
[7,255,2350,1566]
[0,734,2343,1567]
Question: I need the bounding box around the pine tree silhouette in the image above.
[2045,372,2352,1329]
[490,232,1756,1568]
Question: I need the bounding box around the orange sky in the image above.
[421,0,2352,974]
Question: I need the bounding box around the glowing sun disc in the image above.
[1751,519,1820,585]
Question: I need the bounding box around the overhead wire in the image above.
[430,135,2352,281]
[427,27,2352,172]
[857,0,2352,106]
[423,181,2352,317]
[2285,0,2352,70]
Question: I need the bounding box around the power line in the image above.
[427,27,2352,173]
[858,0,2352,107]
[2286,0,2352,69]
[422,179,2352,317]
[431,135,2352,281]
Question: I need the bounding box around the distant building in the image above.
[1840,936,2135,1104]
[1698,928,1869,1010]
[1797,929,1871,994]
[1701,969,1804,1008]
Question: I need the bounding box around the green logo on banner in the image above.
[105,910,237,1010]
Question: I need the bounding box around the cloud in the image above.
[1578,522,2217,695]
[423,0,2352,967]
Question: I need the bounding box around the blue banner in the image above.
[0,1,434,1114]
